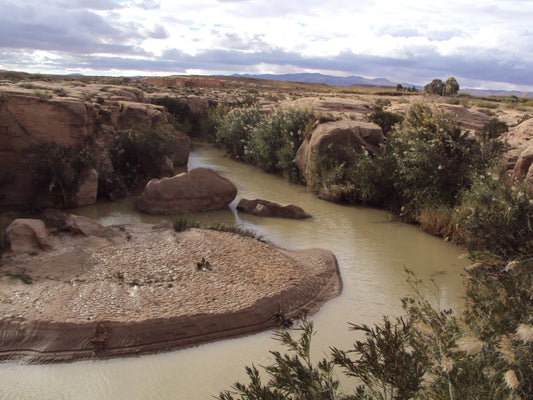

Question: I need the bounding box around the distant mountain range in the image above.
[231,73,531,98]
[232,73,406,88]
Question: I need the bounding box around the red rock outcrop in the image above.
[136,167,238,214]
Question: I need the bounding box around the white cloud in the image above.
[0,0,532,90]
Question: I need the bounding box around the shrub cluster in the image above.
[215,107,316,182]
[101,123,181,199]
[212,101,532,399]
[30,143,95,208]
[220,261,533,399]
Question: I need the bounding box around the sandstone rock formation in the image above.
[505,119,533,193]
[0,222,341,363]
[73,168,98,207]
[65,214,115,238]
[283,97,373,117]
[237,198,311,219]
[442,104,492,131]
[0,90,190,208]
[295,119,384,180]
[5,219,52,254]
[136,168,238,214]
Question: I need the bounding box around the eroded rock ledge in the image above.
[0,221,341,363]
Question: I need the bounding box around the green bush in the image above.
[245,107,315,180]
[221,264,532,399]
[153,96,205,137]
[455,171,533,257]
[30,143,95,208]
[366,107,403,135]
[216,107,262,159]
[109,123,181,190]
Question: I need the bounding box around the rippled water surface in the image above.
[0,143,468,399]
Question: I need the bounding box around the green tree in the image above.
[445,77,460,96]
[424,79,444,95]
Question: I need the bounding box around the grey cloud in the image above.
[135,0,161,10]
[147,24,169,39]
[55,0,119,10]
[211,30,270,51]
[0,2,162,56]
[2,43,532,89]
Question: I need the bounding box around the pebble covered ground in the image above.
[0,223,339,324]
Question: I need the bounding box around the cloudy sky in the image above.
[1,0,532,90]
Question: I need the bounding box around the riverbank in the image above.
[0,222,341,363]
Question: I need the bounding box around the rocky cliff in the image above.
[0,82,190,208]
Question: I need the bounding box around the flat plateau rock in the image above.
[0,222,341,363]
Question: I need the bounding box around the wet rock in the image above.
[6,219,52,253]
[237,198,311,219]
[73,168,98,207]
[65,215,115,238]
[40,209,69,228]
[136,168,238,214]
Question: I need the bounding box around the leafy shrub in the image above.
[216,107,262,159]
[245,107,315,180]
[222,264,532,399]
[30,143,95,208]
[455,171,533,257]
[154,96,207,137]
[366,107,403,135]
[53,88,68,97]
[386,103,482,214]
[109,123,181,190]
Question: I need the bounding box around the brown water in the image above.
[0,143,468,399]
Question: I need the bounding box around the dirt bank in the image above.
[0,222,342,363]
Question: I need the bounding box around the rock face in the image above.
[136,168,238,214]
[237,198,311,219]
[5,219,52,254]
[442,105,492,131]
[65,214,115,238]
[295,119,384,180]
[504,119,533,192]
[73,168,99,207]
[0,91,190,208]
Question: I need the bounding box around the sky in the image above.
[1,0,532,91]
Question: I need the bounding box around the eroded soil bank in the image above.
[0,222,341,363]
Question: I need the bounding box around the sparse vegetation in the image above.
[30,143,95,208]
[5,272,33,284]
[103,123,183,199]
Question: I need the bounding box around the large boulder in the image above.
[504,119,533,189]
[442,105,492,131]
[237,198,311,219]
[6,219,52,254]
[73,168,99,207]
[65,214,115,238]
[136,168,238,214]
[295,119,384,180]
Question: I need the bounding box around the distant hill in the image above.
[231,73,407,88]
[231,73,531,98]
[459,88,531,98]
